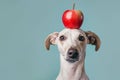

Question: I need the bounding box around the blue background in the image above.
[0,0,120,80]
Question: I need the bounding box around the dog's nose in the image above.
[67,48,79,59]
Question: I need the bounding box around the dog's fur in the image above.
[45,29,101,80]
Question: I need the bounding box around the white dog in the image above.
[45,29,101,80]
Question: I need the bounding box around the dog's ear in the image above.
[45,32,59,50]
[85,31,101,51]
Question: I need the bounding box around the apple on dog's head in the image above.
[62,9,84,29]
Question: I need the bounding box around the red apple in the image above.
[62,10,84,29]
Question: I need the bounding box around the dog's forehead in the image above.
[59,29,85,36]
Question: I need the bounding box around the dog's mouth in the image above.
[66,58,79,63]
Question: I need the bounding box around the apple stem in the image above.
[72,3,75,10]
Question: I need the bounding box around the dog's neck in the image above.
[56,54,89,80]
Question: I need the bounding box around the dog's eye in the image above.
[78,35,85,41]
[59,35,66,41]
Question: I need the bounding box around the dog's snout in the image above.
[67,48,78,59]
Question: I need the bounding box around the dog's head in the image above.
[45,29,101,63]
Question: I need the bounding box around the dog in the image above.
[45,28,101,80]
